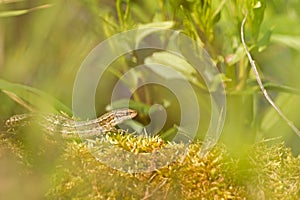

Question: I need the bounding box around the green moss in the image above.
[244,142,300,199]
[46,133,245,199]
[1,131,300,199]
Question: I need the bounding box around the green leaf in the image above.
[0,78,71,115]
[212,11,221,25]
[260,93,300,136]
[230,79,300,96]
[226,45,246,66]
[107,99,151,115]
[159,126,178,140]
[135,21,175,46]
[271,34,300,52]
[256,28,273,52]
[0,4,52,18]
[247,79,300,95]
[0,0,22,3]
[144,51,207,91]
[145,51,196,75]
[250,0,266,41]
[137,21,175,29]
[243,0,266,42]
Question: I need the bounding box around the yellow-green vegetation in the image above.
[245,142,300,199]
[42,134,246,200]
[1,0,300,199]
[1,130,300,199]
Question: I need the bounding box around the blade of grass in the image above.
[0,4,52,18]
[0,0,23,4]
[0,78,71,115]
[2,90,34,112]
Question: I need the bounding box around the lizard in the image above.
[5,108,137,139]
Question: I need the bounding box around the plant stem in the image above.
[240,11,300,138]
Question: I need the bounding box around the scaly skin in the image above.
[5,109,137,139]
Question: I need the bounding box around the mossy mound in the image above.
[1,130,300,199]
[46,137,244,199]
[244,142,300,199]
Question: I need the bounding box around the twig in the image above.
[240,11,300,137]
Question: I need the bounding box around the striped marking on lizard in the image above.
[5,109,137,139]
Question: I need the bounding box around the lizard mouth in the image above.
[128,109,138,118]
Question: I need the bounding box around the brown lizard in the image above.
[5,109,137,139]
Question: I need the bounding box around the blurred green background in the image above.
[0,0,300,199]
[1,0,300,152]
